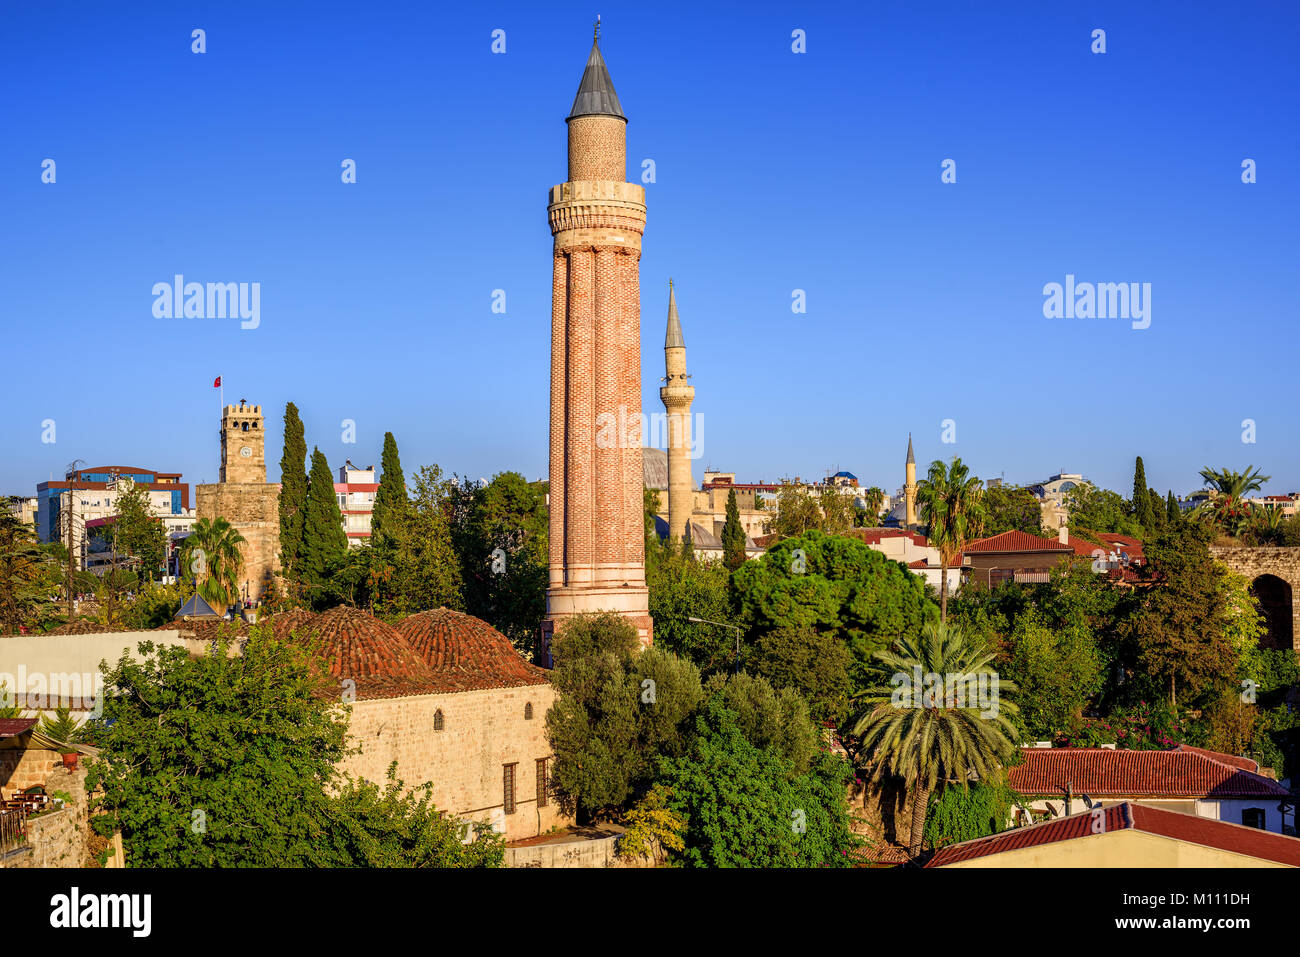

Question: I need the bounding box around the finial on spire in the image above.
[595,14,600,43]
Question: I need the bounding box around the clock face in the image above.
[239,446,252,458]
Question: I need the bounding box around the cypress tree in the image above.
[301,447,348,598]
[371,432,410,551]
[1166,490,1180,525]
[278,402,308,588]
[1146,487,1166,532]
[722,488,747,570]
[1131,456,1151,529]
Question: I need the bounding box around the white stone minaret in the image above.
[659,280,694,543]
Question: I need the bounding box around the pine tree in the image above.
[1166,490,1180,525]
[722,488,747,570]
[301,447,348,602]
[1131,456,1151,530]
[371,432,410,551]
[278,403,309,590]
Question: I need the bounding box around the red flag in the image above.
[213,376,222,388]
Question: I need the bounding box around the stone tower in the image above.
[543,26,653,648]
[197,399,281,606]
[219,401,266,484]
[660,280,694,543]
[904,433,918,529]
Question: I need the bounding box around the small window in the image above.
[536,758,548,808]
[433,709,444,731]
[1243,808,1266,830]
[241,422,249,432]
[503,763,517,815]
[524,702,533,720]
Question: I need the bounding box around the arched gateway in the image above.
[1210,546,1300,653]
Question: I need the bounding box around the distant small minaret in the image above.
[904,433,917,529]
[660,279,695,542]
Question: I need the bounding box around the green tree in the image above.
[703,670,820,775]
[1166,490,1180,525]
[772,480,822,537]
[1126,523,1237,709]
[721,488,747,570]
[980,485,1046,537]
[301,448,348,604]
[915,457,985,621]
[179,517,246,610]
[818,487,855,535]
[370,432,409,551]
[647,549,737,672]
[1064,482,1142,537]
[1195,466,1270,537]
[111,481,168,580]
[89,630,497,867]
[923,776,1019,849]
[0,511,52,635]
[448,472,548,650]
[1131,456,1152,530]
[404,465,464,614]
[1004,616,1103,739]
[277,402,309,594]
[545,613,703,820]
[659,699,858,867]
[747,624,854,725]
[852,619,1020,857]
[732,530,936,703]
[857,487,885,526]
[41,707,83,746]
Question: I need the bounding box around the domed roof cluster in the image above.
[397,608,550,693]
[270,605,549,700]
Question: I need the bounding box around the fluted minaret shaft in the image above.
[904,433,918,529]
[544,31,653,649]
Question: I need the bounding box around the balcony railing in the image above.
[0,808,28,855]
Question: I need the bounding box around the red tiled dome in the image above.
[397,608,550,692]
[269,607,318,641]
[282,606,438,699]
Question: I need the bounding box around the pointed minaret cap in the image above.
[568,20,626,122]
[665,279,685,349]
[906,433,915,466]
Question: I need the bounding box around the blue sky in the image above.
[3,0,1297,500]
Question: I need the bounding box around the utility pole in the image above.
[64,459,86,620]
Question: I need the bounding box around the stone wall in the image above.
[341,684,568,843]
[196,482,281,603]
[1,762,91,868]
[1210,545,1300,652]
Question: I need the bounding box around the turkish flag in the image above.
[213,376,222,388]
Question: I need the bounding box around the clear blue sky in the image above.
[3,1,1297,500]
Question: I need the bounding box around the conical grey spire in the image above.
[906,433,915,465]
[568,34,626,121]
[665,279,684,349]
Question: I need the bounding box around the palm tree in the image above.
[1195,466,1270,537]
[180,517,246,611]
[915,458,984,621]
[853,620,1020,858]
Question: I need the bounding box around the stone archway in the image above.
[1210,546,1300,654]
[1251,574,1294,651]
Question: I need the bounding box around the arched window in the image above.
[1251,575,1293,651]
[434,708,444,731]
[241,421,249,432]
[524,702,533,720]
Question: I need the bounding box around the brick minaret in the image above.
[660,280,694,543]
[543,26,653,649]
[904,433,918,529]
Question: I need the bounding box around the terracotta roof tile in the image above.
[1007,747,1289,798]
[964,530,1073,554]
[927,802,1300,867]
[397,608,550,692]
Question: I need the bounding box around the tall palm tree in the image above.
[1198,465,1270,501]
[915,458,984,621]
[1195,466,1270,537]
[853,620,1020,858]
[180,517,246,611]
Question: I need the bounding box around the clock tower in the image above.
[197,398,281,607]
[219,400,266,484]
